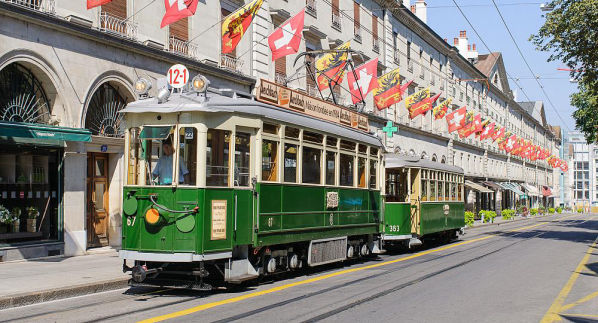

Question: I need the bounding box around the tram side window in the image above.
[302,147,321,184]
[262,140,278,181]
[357,157,366,188]
[325,152,336,185]
[206,129,231,187]
[339,154,354,186]
[369,160,377,189]
[234,132,251,186]
[284,143,298,183]
[445,178,450,201]
[458,177,463,201]
[429,171,437,201]
[438,172,444,201]
[421,170,428,201]
[178,127,197,185]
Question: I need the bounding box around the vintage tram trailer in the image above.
[119,77,383,288]
[382,154,465,248]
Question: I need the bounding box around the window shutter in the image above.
[275,56,286,77]
[353,2,360,28]
[332,0,340,15]
[169,17,189,41]
[102,0,126,19]
[372,15,378,40]
[306,55,316,87]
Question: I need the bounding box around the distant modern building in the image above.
[563,131,595,210]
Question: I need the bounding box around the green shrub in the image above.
[538,206,545,215]
[479,210,497,223]
[577,207,583,213]
[548,207,555,214]
[516,205,525,214]
[556,207,562,214]
[530,208,538,216]
[465,211,475,227]
[502,209,515,220]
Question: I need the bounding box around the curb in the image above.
[0,277,129,310]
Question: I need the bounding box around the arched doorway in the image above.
[84,81,132,248]
[0,63,51,124]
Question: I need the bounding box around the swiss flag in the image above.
[268,9,305,61]
[504,135,517,153]
[347,59,379,104]
[87,0,111,9]
[560,162,568,172]
[480,122,495,141]
[472,114,483,134]
[161,0,199,28]
[492,126,506,142]
[446,106,467,133]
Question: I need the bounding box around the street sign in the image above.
[167,64,189,89]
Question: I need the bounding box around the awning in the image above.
[500,182,527,198]
[483,181,503,191]
[521,183,541,197]
[385,154,464,173]
[465,180,493,193]
[542,186,552,197]
[0,121,91,144]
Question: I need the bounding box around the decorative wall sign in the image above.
[257,79,369,132]
[210,200,227,240]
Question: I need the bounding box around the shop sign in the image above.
[257,79,369,132]
[210,200,227,240]
[100,144,108,152]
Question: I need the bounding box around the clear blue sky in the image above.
[425,0,577,132]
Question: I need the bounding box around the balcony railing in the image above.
[332,12,341,30]
[407,60,413,73]
[354,26,362,42]
[372,38,380,53]
[169,36,199,59]
[275,72,286,85]
[419,67,425,80]
[394,50,400,64]
[220,54,244,73]
[100,12,138,40]
[306,0,317,17]
[2,0,55,14]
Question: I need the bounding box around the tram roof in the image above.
[121,92,382,147]
[384,154,464,174]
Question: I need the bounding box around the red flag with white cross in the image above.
[161,0,199,28]
[347,58,379,104]
[446,106,467,133]
[268,9,305,61]
[492,126,506,142]
[504,134,517,153]
[87,0,111,9]
[479,122,495,141]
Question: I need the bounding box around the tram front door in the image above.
[409,168,421,235]
[87,153,109,248]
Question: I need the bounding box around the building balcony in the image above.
[354,26,362,42]
[275,72,286,85]
[220,54,244,73]
[306,0,317,17]
[373,38,380,53]
[2,0,55,14]
[332,12,341,31]
[168,36,199,59]
[99,12,138,40]
[394,50,400,65]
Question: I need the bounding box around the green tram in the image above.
[382,155,465,248]
[119,83,383,288]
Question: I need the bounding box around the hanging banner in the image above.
[315,41,351,91]
[268,9,305,61]
[373,68,411,110]
[433,98,452,120]
[222,0,264,54]
[257,79,369,131]
[446,106,467,133]
[87,0,111,9]
[161,0,199,28]
[347,58,379,104]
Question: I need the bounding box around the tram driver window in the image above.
[128,126,176,186]
[178,127,197,185]
[206,129,231,187]
[262,140,278,181]
[339,154,354,186]
[302,147,321,184]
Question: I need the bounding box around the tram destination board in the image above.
[257,79,369,132]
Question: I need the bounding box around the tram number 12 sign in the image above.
[167,64,189,89]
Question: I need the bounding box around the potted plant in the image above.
[11,207,21,233]
[0,205,15,233]
[26,207,39,233]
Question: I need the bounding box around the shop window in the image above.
[0,146,61,244]
[178,127,197,185]
[262,140,278,181]
[206,129,231,187]
[369,160,377,189]
[326,151,336,185]
[284,143,298,183]
[302,147,321,184]
[234,132,251,186]
[357,157,366,188]
[340,154,354,186]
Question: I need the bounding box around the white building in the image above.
[563,131,595,210]
[0,0,562,261]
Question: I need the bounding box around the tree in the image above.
[531,0,598,143]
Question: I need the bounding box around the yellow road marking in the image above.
[560,290,598,312]
[139,220,560,323]
[541,236,598,323]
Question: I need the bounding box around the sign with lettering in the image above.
[257,79,369,132]
[210,200,227,240]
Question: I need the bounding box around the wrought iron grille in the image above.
[85,83,127,137]
[0,63,51,124]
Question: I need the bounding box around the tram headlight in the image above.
[134,78,152,96]
[191,74,209,93]
[157,87,171,104]
[145,208,161,225]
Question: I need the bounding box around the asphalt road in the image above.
[1,213,597,323]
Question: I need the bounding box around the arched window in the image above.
[431,154,437,162]
[85,83,128,137]
[0,63,51,124]
[409,149,416,157]
[421,151,428,160]
[441,155,446,164]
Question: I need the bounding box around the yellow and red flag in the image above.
[405,89,441,119]
[492,126,506,142]
[222,0,263,54]
[458,113,481,138]
[479,122,495,141]
[433,98,452,120]
[373,68,412,110]
[315,41,351,91]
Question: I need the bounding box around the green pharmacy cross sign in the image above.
[383,121,398,138]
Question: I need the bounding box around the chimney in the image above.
[415,0,427,23]
[467,45,471,51]
[472,44,476,51]
[458,30,468,55]
[410,5,416,13]
[403,0,410,8]
[453,38,459,46]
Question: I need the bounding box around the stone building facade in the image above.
[0,0,561,260]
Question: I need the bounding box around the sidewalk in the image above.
[0,248,129,309]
